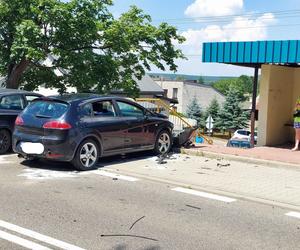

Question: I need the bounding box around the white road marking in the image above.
[93,170,139,182]
[0,220,85,250]
[0,229,52,250]
[0,155,15,164]
[19,169,79,180]
[172,187,236,203]
[285,211,300,219]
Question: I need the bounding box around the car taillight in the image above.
[15,116,24,126]
[43,121,72,130]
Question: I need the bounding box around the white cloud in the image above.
[185,0,243,18]
[179,13,276,55]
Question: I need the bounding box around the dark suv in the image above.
[13,94,173,170]
[0,89,42,154]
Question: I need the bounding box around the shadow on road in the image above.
[19,151,157,172]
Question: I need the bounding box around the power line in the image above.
[152,9,300,22]
[176,22,300,32]
[158,14,300,26]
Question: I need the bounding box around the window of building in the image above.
[163,89,168,97]
[172,88,178,99]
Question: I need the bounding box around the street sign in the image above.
[206,115,214,133]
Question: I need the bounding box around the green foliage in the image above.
[186,96,202,127]
[204,97,220,121]
[198,75,204,84]
[214,88,250,131]
[0,0,185,95]
[175,75,185,81]
[213,75,253,96]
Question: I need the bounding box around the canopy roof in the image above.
[202,40,300,68]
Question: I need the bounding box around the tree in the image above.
[213,78,236,94]
[213,75,253,96]
[186,96,202,127]
[198,75,204,84]
[214,88,249,134]
[204,97,220,121]
[175,75,185,81]
[0,0,185,95]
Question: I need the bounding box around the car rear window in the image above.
[24,101,69,119]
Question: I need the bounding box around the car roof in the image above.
[0,88,41,96]
[44,93,131,104]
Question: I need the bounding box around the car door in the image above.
[0,94,25,132]
[115,100,148,149]
[79,100,128,154]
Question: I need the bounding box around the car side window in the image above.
[25,95,40,105]
[0,95,25,110]
[117,101,144,118]
[91,101,116,117]
[80,103,93,118]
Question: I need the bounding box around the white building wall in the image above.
[156,80,225,115]
[182,82,225,114]
[155,80,185,112]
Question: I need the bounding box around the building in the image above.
[202,40,300,146]
[111,74,165,98]
[154,79,225,114]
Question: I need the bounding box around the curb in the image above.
[179,148,300,171]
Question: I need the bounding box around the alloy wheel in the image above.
[158,132,171,154]
[79,142,98,168]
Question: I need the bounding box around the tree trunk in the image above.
[6,59,30,89]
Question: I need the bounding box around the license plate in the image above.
[20,142,44,155]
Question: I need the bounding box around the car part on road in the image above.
[0,129,10,154]
[72,139,99,171]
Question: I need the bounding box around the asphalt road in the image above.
[0,154,300,250]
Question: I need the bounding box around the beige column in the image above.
[258,65,294,146]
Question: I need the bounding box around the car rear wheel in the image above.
[154,130,172,155]
[72,139,99,171]
[0,129,11,154]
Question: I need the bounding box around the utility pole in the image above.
[250,67,259,147]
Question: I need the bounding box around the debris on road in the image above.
[129,216,146,230]
[186,204,202,210]
[217,163,231,168]
[100,234,158,242]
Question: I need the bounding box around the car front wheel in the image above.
[72,139,99,171]
[0,129,11,154]
[154,130,172,155]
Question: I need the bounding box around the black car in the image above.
[0,89,42,154]
[13,94,173,170]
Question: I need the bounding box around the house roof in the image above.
[203,40,300,68]
[137,74,163,93]
[111,74,164,94]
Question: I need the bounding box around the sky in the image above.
[110,0,300,76]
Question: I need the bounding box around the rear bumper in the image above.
[13,132,76,162]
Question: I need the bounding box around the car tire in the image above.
[154,130,172,155]
[72,139,99,171]
[0,129,11,154]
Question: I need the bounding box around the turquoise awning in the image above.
[202,40,300,67]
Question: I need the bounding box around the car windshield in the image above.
[24,101,69,119]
